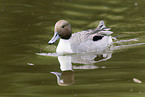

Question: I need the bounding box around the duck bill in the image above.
[48,32,60,44]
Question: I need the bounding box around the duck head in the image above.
[48,20,72,44]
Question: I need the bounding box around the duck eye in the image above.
[62,25,65,28]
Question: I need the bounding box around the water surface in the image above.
[0,0,145,97]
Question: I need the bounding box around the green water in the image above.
[0,0,145,97]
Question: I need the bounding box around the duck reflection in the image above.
[51,71,74,86]
[51,56,74,86]
[51,52,112,86]
[71,53,112,65]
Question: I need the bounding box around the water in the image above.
[0,0,145,97]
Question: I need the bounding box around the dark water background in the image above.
[0,0,145,97]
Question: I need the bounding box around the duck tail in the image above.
[95,20,113,35]
[97,20,106,30]
[97,20,110,30]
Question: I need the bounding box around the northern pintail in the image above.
[48,20,113,55]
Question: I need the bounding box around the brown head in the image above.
[48,20,72,44]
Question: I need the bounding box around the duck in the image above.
[48,20,113,55]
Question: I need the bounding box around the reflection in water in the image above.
[71,53,112,65]
[58,56,72,71]
[51,56,74,86]
[50,52,112,86]
[51,71,74,86]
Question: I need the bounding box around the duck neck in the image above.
[56,39,73,55]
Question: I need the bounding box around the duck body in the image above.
[48,20,113,55]
[70,30,112,53]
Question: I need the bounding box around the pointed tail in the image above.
[95,20,113,35]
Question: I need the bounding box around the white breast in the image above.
[56,39,73,55]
